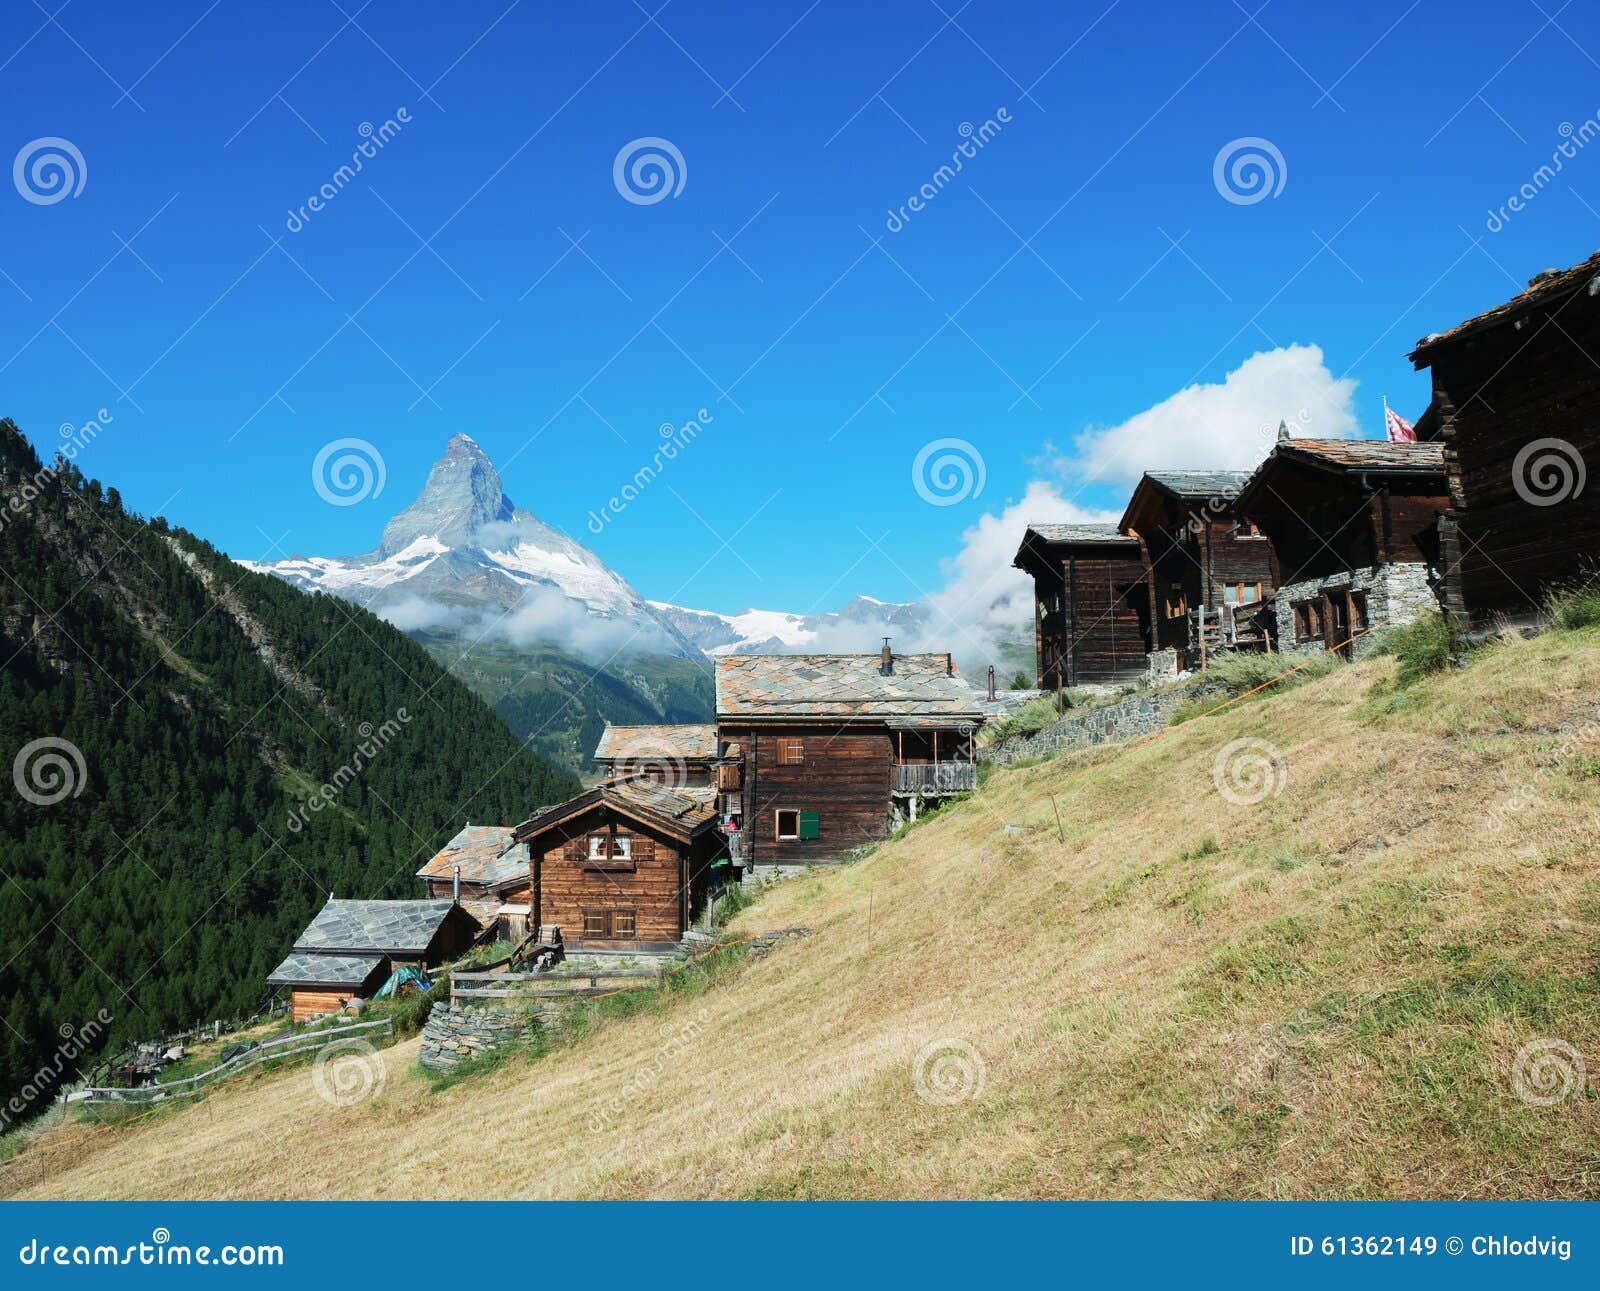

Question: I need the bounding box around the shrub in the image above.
[1544,575,1600,632]
[1170,649,1343,723]
[1386,612,1453,688]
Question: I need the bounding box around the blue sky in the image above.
[4,0,1600,616]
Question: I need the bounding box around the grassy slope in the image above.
[10,630,1600,1200]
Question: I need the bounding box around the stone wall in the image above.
[1273,562,1440,658]
[979,686,1189,766]
[419,1000,557,1071]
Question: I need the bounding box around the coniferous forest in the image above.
[0,419,577,1112]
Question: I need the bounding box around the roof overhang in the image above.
[512,786,714,846]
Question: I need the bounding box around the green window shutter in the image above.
[799,811,821,840]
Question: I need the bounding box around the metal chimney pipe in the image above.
[987,664,996,701]
[452,863,460,906]
[880,637,893,675]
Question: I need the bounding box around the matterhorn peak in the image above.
[378,433,514,556]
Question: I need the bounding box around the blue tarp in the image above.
[372,965,430,999]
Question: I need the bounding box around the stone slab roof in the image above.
[1144,470,1251,497]
[294,899,459,955]
[266,951,385,988]
[593,723,717,764]
[513,777,718,842]
[1021,522,1135,545]
[715,653,985,721]
[1412,252,1600,362]
[1278,439,1445,472]
[415,824,523,888]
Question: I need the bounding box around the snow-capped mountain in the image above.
[650,596,931,656]
[243,433,703,658]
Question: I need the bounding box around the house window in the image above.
[1293,598,1322,642]
[775,809,800,840]
[582,910,636,939]
[1224,582,1263,605]
[1349,590,1369,633]
[1236,519,1263,538]
[776,737,804,765]
[585,833,634,871]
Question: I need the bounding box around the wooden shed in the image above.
[1013,524,1150,688]
[415,823,528,935]
[1410,253,1600,626]
[266,898,480,1021]
[512,780,723,950]
[592,723,718,787]
[1234,439,1449,654]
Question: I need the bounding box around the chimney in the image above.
[452,864,460,906]
[946,652,953,676]
[880,637,893,675]
[1276,419,1290,442]
[987,664,997,701]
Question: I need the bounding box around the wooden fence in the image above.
[451,966,664,1002]
[71,1018,393,1106]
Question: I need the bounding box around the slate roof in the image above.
[294,899,459,955]
[1021,522,1136,545]
[513,777,718,841]
[593,723,717,764]
[266,951,384,988]
[415,824,523,888]
[715,654,985,721]
[1412,252,1600,362]
[1276,439,1445,473]
[1144,470,1251,497]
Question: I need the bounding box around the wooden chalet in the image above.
[266,898,479,1021]
[1119,471,1278,661]
[1234,438,1449,654]
[593,723,718,787]
[1013,524,1150,688]
[1410,253,1600,626]
[511,779,723,950]
[713,647,984,867]
[415,823,529,939]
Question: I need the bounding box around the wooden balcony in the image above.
[893,761,977,795]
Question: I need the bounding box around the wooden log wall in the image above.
[737,725,892,864]
[535,808,689,944]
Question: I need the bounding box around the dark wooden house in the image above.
[1410,254,1600,627]
[713,648,983,868]
[1119,471,1278,661]
[1013,524,1150,688]
[415,823,529,939]
[1233,439,1449,654]
[593,723,717,787]
[266,899,479,1021]
[511,779,723,950]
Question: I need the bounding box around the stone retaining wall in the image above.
[979,686,1189,766]
[419,1000,559,1071]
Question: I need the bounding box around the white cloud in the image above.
[1069,344,1359,487]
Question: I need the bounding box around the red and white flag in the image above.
[1384,399,1417,443]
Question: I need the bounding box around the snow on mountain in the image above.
[243,433,701,658]
[649,595,930,657]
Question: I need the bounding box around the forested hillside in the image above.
[0,420,577,1113]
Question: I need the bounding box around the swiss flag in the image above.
[1385,403,1417,443]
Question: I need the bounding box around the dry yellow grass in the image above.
[9,629,1600,1199]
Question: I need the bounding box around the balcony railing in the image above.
[894,761,978,795]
